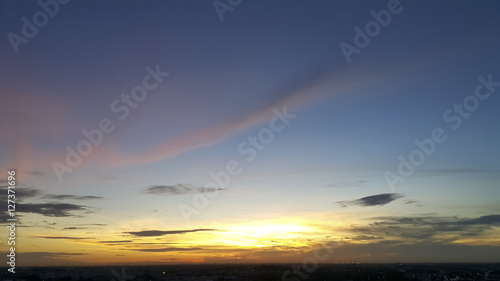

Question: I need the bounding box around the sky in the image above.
[1,0,500,266]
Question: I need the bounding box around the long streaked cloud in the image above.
[142,184,224,196]
[4,59,404,175]
[44,194,104,200]
[63,227,87,230]
[35,236,95,240]
[20,252,88,257]
[99,240,134,243]
[131,247,203,252]
[336,193,404,208]
[104,62,399,169]
[18,202,92,217]
[62,223,108,228]
[0,186,103,202]
[126,228,220,237]
[349,214,500,242]
[0,186,101,218]
[0,187,42,200]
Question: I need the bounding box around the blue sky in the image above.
[1,0,500,265]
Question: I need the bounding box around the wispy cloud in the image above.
[63,227,87,230]
[0,187,100,218]
[99,240,134,243]
[20,252,88,257]
[36,236,95,240]
[1,186,103,202]
[0,187,42,200]
[102,62,394,169]
[132,247,202,252]
[349,214,500,242]
[19,202,92,217]
[126,228,220,237]
[336,193,404,208]
[142,184,224,196]
[403,199,423,207]
[44,194,104,200]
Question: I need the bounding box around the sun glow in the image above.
[211,221,317,248]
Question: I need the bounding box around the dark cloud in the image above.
[36,236,95,240]
[337,193,404,208]
[349,235,384,241]
[63,227,87,230]
[126,228,220,237]
[0,211,10,221]
[132,247,202,252]
[99,240,133,243]
[349,214,500,242]
[299,241,500,263]
[17,188,43,198]
[0,187,42,201]
[459,214,500,226]
[1,187,103,201]
[143,184,224,196]
[1,186,103,203]
[0,186,101,219]
[131,242,175,245]
[21,252,88,256]
[18,202,91,217]
[44,194,104,200]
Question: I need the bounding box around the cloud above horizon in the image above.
[0,186,102,218]
[19,202,92,217]
[126,228,220,237]
[336,193,404,208]
[348,214,500,243]
[131,247,203,252]
[35,236,96,240]
[44,194,104,200]
[142,184,224,196]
